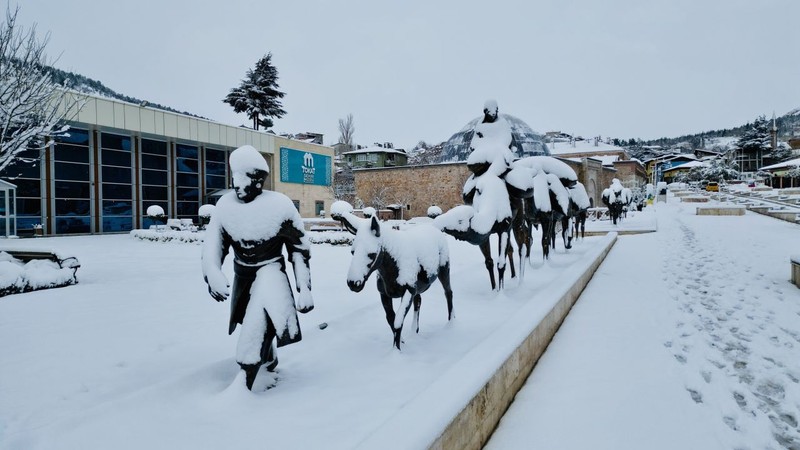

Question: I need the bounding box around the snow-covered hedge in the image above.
[129,229,353,246]
[0,252,78,297]
[129,229,204,244]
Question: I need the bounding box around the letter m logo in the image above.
[303,153,314,168]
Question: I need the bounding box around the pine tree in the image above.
[735,115,771,154]
[223,53,286,130]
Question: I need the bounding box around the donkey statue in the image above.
[333,202,454,350]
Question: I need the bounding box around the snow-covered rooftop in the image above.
[662,160,706,173]
[547,140,626,156]
[342,146,407,156]
[759,157,800,171]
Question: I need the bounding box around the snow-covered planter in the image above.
[146,205,166,230]
[198,204,215,229]
[427,205,442,219]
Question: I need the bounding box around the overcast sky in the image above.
[14,0,800,150]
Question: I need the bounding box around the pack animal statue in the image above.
[601,179,629,225]
[332,201,454,350]
[566,182,591,241]
[443,99,517,290]
[504,156,578,261]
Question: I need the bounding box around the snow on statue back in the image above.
[602,179,627,225]
[346,215,454,350]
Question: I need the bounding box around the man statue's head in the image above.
[483,99,498,123]
[229,145,269,203]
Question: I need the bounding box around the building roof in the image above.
[759,157,800,171]
[662,160,706,173]
[546,140,626,156]
[342,146,407,156]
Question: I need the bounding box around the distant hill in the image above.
[627,109,800,160]
[44,66,206,119]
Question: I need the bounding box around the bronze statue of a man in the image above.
[202,145,314,390]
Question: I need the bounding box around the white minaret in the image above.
[771,112,778,150]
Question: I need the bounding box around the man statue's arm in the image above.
[280,219,314,313]
[201,215,230,302]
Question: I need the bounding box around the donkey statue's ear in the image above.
[370,215,381,238]
[330,200,364,235]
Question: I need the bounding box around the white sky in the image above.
[13,0,800,149]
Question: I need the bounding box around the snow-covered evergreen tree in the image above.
[0,6,78,173]
[223,53,286,130]
[735,115,772,155]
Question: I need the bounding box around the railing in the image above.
[586,207,609,221]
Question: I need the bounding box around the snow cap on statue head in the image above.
[483,99,498,118]
[229,145,269,175]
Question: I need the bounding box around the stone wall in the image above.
[354,163,470,218]
[351,158,619,217]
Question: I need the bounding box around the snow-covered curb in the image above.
[356,232,619,449]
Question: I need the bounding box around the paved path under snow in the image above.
[486,198,800,450]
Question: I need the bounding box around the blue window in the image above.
[54,162,90,182]
[17,217,42,230]
[103,200,132,216]
[142,170,168,186]
[102,216,132,232]
[176,158,198,173]
[141,139,167,155]
[176,144,198,159]
[11,178,41,197]
[102,149,132,167]
[102,166,132,184]
[176,202,197,217]
[206,148,226,162]
[16,198,41,215]
[56,129,89,145]
[205,161,226,176]
[177,173,198,187]
[142,185,168,200]
[206,175,226,189]
[142,154,167,170]
[102,183,131,200]
[102,133,131,151]
[54,144,90,163]
[176,187,198,201]
[56,199,90,216]
[56,217,91,234]
[55,181,90,199]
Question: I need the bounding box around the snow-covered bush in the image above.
[427,205,442,219]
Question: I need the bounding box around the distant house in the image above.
[342,145,408,169]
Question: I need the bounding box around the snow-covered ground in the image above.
[488,194,800,450]
[0,215,606,450]
[1,192,798,450]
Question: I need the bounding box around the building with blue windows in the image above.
[0,93,334,237]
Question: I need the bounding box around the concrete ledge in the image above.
[355,233,618,450]
[747,205,771,214]
[769,211,800,223]
[681,196,709,203]
[792,257,800,289]
[696,206,745,216]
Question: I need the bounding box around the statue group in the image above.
[201,101,592,391]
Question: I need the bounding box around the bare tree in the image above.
[337,113,355,155]
[0,5,79,173]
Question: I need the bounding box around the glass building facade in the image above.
[0,127,232,236]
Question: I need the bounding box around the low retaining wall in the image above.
[769,211,800,223]
[696,206,745,216]
[355,233,618,450]
[792,256,800,289]
[681,196,709,203]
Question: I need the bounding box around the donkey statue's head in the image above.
[346,216,384,293]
